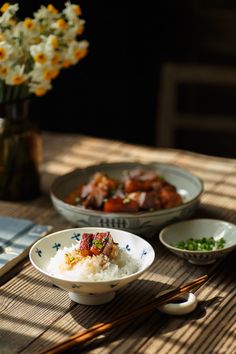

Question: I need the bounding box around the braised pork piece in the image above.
[64,232,118,270]
[64,168,183,212]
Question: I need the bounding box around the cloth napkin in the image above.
[0,215,52,277]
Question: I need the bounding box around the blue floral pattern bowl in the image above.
[50,162,203,238]
[29,227,155,305]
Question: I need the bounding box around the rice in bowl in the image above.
[47,231,140,281]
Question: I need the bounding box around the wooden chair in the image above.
[156,63,236,148]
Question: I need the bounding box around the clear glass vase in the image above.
[0,99,41,201]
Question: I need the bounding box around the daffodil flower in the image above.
[0,41,12,62]
[63,40,89,66]
[76,20,85,36]
[29,80,52,96]
[30,64,60,83]
[47,4,58,15]
[0,2,89,99]
[54,18,68,31]
[63,2,82,21]
[51,53,61,66]
[34,5,57,22]
[0,3,10,13]
[0,3,18,24]
[74,41,89,61]
[23,18,36,31]
[46,35,59,50]
[0,64,8,79]
[30,43,48,65]
[6,65,28,86]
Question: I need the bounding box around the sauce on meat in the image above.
[64,168,183,212]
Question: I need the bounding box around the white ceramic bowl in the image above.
[159,218,236,265]
[50,162,203,238]
[29,227,155,305]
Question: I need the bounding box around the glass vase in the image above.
[0,99,41,201]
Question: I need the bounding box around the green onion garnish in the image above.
[93,239,104,249]
[174,237,225,251]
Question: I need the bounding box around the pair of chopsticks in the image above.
[40,274,208,354]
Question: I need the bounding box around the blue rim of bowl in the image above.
[29,227,156,284]
[159,218,236,255]
[50,162,204,219]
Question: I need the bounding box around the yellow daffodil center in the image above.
[43,69,59,80]
[74,5,82,16]
[44,69,52,81]
[51,54,59,65]
[0,47,6,61]
[34,53,47,64]
[62,60,72,68]
[50,69,59,79]
[76,24,84,35]
[12,75,24,85]
[23,18,35,30]
[35,88,47,96]
[0,66,7,74]
[47,4,58,14]
[56,19,68,30]
[75,48,88,60]
[0,3,10,13]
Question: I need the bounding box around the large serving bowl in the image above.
[50,162,203,238]
[159,219,236,265]
[29,227,155,305]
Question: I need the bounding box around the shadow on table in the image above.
[69,278,220,353]
[0,329,55,354]
[70,295,223,353]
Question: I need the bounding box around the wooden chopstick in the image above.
[40,274,208,354]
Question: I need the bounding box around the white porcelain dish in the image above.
[157,291,198,315]
[159,218,236,265]
[29,227,155,305]
[50,162,203,238]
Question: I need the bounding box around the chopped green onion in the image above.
[174,237,225,251]
[93,239,104,249]
[123,197,130,204]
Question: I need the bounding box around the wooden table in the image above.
[1,132,236,354]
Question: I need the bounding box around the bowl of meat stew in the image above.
[50,162,203,238]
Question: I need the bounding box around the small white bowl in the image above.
[29,227,155,305]
[159,219,236,265]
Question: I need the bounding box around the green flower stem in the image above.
[5,85,13,102]
[0,80,4,102]
[20,84,30,100]
[0,82,30,103]
[12,85,19,102]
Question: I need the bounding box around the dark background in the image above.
[19,1,236,157]
[18,0,184,146]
